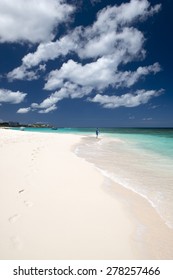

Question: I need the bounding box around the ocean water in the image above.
[12,127,173,228]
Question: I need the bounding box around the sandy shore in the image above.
[0,129,172,259]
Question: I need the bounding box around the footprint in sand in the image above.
[17,188,33,207]
[9,214,20,224]
[31,153,36,160]
[18,189,25,194]
[11,236,22,250]
[24,200,33,208]
[18,189,33,207]
[32,148,39,155]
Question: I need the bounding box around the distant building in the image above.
[29,123,51,128]
[8,122,20,127]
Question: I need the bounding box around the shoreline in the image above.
[0,129,172,259]
[99,176,173,259]
[74,135,173,259]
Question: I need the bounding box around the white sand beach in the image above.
[0,129,172,259]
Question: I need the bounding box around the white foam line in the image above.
[73,139,173,230]
[95,166,173,230]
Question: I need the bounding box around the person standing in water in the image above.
[96,128,99,138]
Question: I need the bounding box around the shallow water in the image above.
[74,128,173,229]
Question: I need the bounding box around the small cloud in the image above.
[17,107,31,114]
[129,116,135,120]
[39,64,46,72]
[90,0,101,5]
[151,105,160,109]
[7,66,39,81]
[142,117,153,121]
[0,89,27,104]
[39,104,57,114]
[7,63,46,81]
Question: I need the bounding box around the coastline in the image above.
[0,129,172,259]
[98,176,173,259]
[74,135,173,259]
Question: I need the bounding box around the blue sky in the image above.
[0,0,172,127]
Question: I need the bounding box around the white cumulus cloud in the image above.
[29,82,92,113]
[17,107,31,114]
[0,89,27,104]
[39,105,57,114]
[88,90,164,108]
[0,0,74,43]
[7,64,46,81]
[114,63,161,88]
[7,66,39,81]
[44,60,161,91]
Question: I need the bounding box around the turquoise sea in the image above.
[13,127,173,228]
